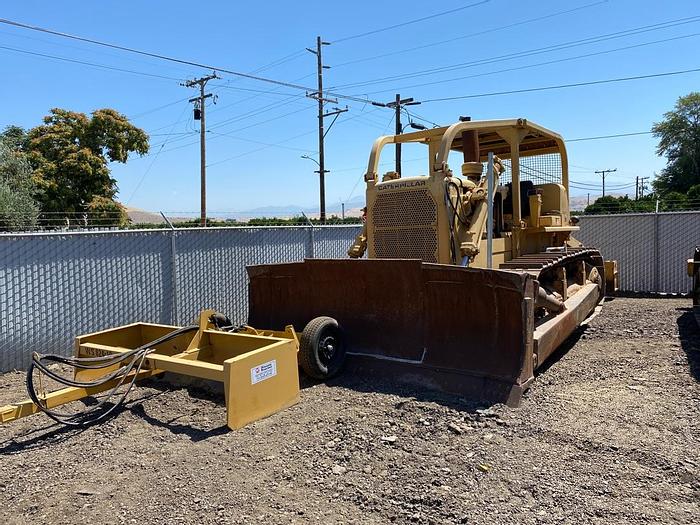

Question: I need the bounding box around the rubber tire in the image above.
[298,316,346,380]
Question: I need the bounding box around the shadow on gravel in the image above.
[297,327,592,414]
[0,388,221,450]
[304,372,487,414]
[676,308,700,382]
[128,403,229,441]
[0,422,87,455]
[124,378,231,441]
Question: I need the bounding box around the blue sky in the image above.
[1,0,699,215]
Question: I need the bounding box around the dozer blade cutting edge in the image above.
[247,258,603,406]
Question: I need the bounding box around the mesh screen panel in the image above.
[500,154,563,185]
[371,189,438,262]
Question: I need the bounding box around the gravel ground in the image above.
[1,297,698,525]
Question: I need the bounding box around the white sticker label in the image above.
[250,359,277,385]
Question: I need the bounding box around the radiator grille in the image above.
[371,189,438,262]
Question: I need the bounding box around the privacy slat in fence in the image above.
[1,212,698,371]
[0,226,361,370]
[576,211,699,294]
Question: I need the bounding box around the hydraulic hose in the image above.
[27,324,198,427]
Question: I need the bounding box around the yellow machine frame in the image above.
[1,311,301,430]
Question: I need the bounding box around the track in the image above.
[500,247,606,297]
[499,247,604,275]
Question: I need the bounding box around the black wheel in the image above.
[298,316,346,379]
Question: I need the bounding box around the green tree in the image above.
[86,195,129,228]
[687,183,700,205]
[0,139,39,231]
[27,108,148,218]
[0,125,31,152]
[584,195,630,214]
[660,190,688,211]
[652,92,700,194]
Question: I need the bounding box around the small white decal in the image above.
[250,360,277,385]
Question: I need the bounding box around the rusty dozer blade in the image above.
[248,259,547,406]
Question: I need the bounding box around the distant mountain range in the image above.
[127,194,605,224]
[125,195,366,223]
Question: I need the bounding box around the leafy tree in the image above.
[584,194,660,214]
[659,191,687,211]
[27,108,148,216]
[652,92,700,194]
[0,125,31,152]
[0,139,39,231]
[584,195,628,214]
[687,183,700,203]
[86,195,129,227]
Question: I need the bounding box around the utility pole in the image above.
[373,94,421,175]
[306,36,348,223]
[639,176,649,198]
[594,168,617,197]
[183,72,218,226]
[587,193,590,206]
[636,176,639,200]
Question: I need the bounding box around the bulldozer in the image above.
[0,118,608,432]
[689,246,700,326]
[247,118,606,406]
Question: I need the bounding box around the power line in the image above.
[358,31,700,96]
[331,0,490,43]
[595,168,617,196]
[145,103,316,156]
[420,66,700,102]
[333,15,700,90]
[144,93,310,149]
[0,17,382,105]
[126,104,191,204]
[206,129,318,168]
[129,97,192,119]
[331,0,606,68]
[207,130,316,154]
[567,131,653,142]
[206,105,387,170]
[0,44,180,81]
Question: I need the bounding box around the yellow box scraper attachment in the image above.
[1,310,305,430]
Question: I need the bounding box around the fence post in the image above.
[654,208,660,293]
[161,212,178,325]
[302,212,315,259]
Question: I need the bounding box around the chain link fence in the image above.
[0,225,361,370]
[577,211,700,294]
[1,213,698,371]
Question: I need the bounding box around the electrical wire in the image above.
[0,44,180,81]
[0,17,382,105]
[567,131,652,142]
[331,0,607,68]
[332,15,700,89]
[126,103,191,204]
[207,130,316,154]
[331,0,490,44]
[360,31,700,96]
[144,104,316,159]
[420,67,700,102]
[129,97,193,120]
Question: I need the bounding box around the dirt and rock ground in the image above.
[0,297,699,524]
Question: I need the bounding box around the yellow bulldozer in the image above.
[1,118,609,432]
[689,246,700,326]
[248,118,607,406]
